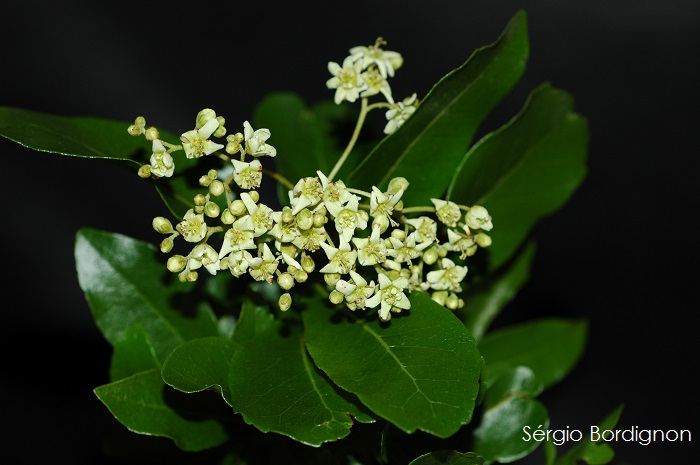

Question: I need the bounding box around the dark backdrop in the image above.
[2,1,698,464]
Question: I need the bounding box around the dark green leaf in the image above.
[94,369,228,452]
[478,318,588,389]
[162,336,236,406]
[446,83,588,271]
[0,105,221,219]
[459,241,536,342]
[229,302,374,446]
[409,450,485,465]
[303,291,481,438]
[554,405,624,465]
[75,228,219,364]
[483,366,544,407]
[345,10,529,206]
[253,93,358,183]
[109,324,159,382]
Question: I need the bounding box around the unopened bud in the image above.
[446,293,460,310]
[296,208,314,230]
[199,175,212,187]
[196,108,217,129]
[248,191,259,203]
[329,289,344,305]
[127,124,143,136]
[313,212,327,228]
[294,270,308,283]
[431,290,448,306]
[281,207,294,224]
[279,292,292,311]
[474,233,492,248]
[160,238,174,253]
[390,229,406,241]
[152,216,173,234]
[230,199,247,216]
[423,246,439,265]
[301,254,315,273]
[138,165,151,178]
[221,208,235,224]
[372,215,390,234]
[324,273,340,287]
[204,201,220,218]
[209,180,224,196]
[388,177,409,195]
[167,255,187,273]
[278,272,295,290]
[194,194,207,206]
[144,127,159,141]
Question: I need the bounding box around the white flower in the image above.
[180,118,224,159]
[219,215,256,259]
[426,258,468,292]
[240,192,274,237]
[352,226,387,266]
[232,158,263,190]
[188,243,220,275]
[289,176,324,215]
[326,194,367,243]
[360,66,393,103]
[370,186,403,226]
[386,232,431,265]
[242,121,276,157]
[464,205,493,231]
[445,228,476,260]
[326,55,367,105]
[405,216,437,244]
[349,39,403,78]
[227,250,253,277]
[248,243,279,283]
[384,93,418,135]
[319,239,357,275]
[292,226,326,252]
[177,209,207,242]
[149,139,174,177]
[431,198,462,227]
[365,272,411,321]
[318,170,351,214]
[336,270,376,310]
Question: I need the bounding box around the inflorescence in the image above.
[128,38,493,322]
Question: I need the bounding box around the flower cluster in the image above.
[128,38,493,322]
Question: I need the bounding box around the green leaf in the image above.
[409,450,485,465]
[446,83,588,271]
[0,106,219,219]
[554,405,624,465]
[94,369,228,452]
[109,324,159,382]
[303,291,482,439]
[228,302,374,446]
[75,228,220,364]
[345,10,529,206]
[162,336,236,406]
[478,318,588,389]
[253,93,359,184]
[459,241,536,342]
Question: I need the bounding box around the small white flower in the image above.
[326,55,367,105]
[180,118,224,159]
[292,226,327,252]
[248,243,279,283]
[386,232,431,265]
[318,170,351,214]
[336,270,376,310]
[349,38,403,78]
[426,258,468,292]
[360,66,393,103]
[326,194,367,243]
[240,192,274,237]
[232,158,263,190]
[149,139,174,178]
[405,216,437,244]
[227,250,253,277]
[219,215,256,259]
[290,176,324,215]
[370,186,403,226]
[431,198,462,227]
[464,205,493,231]
[188,243,220,275]
[352,226,387,266]
[445,228,476,260]
[365,272,411,321]
[177,209,207,243]
[319,239,357,275]
[384,93,418,135]
[242,121,276,157]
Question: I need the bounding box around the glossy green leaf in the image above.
[162,336,236,406]
[447,83,588,271]
[553,405,623,465]
[303,291,481,438]
[459,241,536,342]
[483,366,544,406]
[228,302,374,446]
[253,92,359,184]
[409,450,485,465]
[109,324,159,382]
[345,10,529,206]
[0,106,219,219]
[94,369,228,452]
[478,318,588,389]
[75,228,220,364]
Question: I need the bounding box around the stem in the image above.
[263,168,295,191]
[328,97,369,182]
[347,187,372,198]
[401,206,435,214]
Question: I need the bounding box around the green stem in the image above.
[328,97,369,182]
[401,206,435,214]
[263,168,295,191]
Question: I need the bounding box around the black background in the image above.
[1,1,698,464]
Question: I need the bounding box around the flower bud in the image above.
[196,108,217,129]
[422,246,439,265]
[185,270,199,282]
[167,255,187,273]
[127,124,143,137]
[278,292,292,311]
[296,208,314,230]
[248,191,260,203]
[474,232,492,248]
[194,194,207,206]
[199,175,212,187]
[446,293,460,310]
[152,216,173,234]
[220,208,235,224]
[301,254,315,273]
[388,177,409,195]
[209,180,225,196]
[204,201,220,218]
[313,212,327,228]
[278,272,295,290]
[294,270,308,283]
[138,164,151,178]
[431,290,448,306]
[144,127,159,141]
[324,273,340,287]
[390,229,406,241]
[160,238,174,253]
[372,215,390,234]
[329,289,344,305]
[281,207,295,224]
[229,199,247,216]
